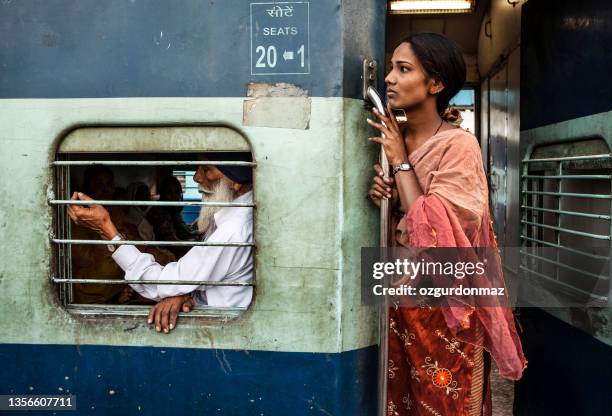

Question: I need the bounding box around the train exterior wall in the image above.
[0,1,386,414]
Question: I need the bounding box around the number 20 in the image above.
[255,45,277,68]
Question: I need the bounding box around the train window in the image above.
[520,138,610,305]
[50,127,255,319]
[449,88,475,132]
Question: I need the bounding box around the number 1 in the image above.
[297,44,305,67]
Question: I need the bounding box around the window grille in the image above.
[50,128,255,318]
[520,139,611,306]
[172,170,201,224]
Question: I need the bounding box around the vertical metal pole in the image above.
[364,84,390,416]
[377,144,390,416]
[608,170,612,307]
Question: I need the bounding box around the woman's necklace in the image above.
[433,118,444,137]
[404,118,445,154]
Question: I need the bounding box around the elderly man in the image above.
[67,152,254,333]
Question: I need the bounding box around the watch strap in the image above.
[107,233,125,253]
[391,162,413,175]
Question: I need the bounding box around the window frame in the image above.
[50,126,256,319]
[520,139,611,306]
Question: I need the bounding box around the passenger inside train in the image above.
[70,165,156,305]
[146,176,197,258]
[67,152,255,332]
[124,181,156,241]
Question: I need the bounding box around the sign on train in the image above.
[250,2,310,75]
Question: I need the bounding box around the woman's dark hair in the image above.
[401,32,466,115]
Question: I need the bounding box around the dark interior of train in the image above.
[54,152,254,308]
[56,153,204,305]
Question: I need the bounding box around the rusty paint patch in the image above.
[243,97,311,129]
[246,82,308,98]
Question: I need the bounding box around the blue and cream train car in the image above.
[0,1,385,414]
[3,0,612,415]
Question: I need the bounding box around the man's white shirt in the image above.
[112,191,253,307]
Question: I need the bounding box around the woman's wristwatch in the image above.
[391,162,412,176]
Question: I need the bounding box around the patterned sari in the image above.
[386,129,526,416]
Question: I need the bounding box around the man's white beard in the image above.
[196,177,235,238]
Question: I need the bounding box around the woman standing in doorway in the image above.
[367,33,526,416]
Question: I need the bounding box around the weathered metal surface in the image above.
[243,97,311,129]
[521,110,612,345]
[0,343,378,415]
[0,97,379,353]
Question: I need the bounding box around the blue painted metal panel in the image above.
[514,308,612,416]
[521,0,612,130]
[0,344,377,415]
[0,0,384,99]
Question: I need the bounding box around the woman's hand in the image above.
[367,103,409,166]
[368,163,396,208]
[66,192,119,240]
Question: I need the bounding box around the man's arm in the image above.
[112,233,243,300]
[67,191,238,300]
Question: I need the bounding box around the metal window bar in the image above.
[520,220,610,240]
[522,153,612,163]
[49,200,254,207]
[520,151,612,306]
[52,239,254,247]
[522,190,612,199]
[518,265,608,305]
[520,235,609,261]
[51,278,253,286]
[520,250,608,281]
[521,205,611,220]
[52,160,255,166]
[522,174,612,180]
[51,156,256,314]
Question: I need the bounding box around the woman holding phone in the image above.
[367,33,525,416]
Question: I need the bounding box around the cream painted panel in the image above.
[0,97,379,353]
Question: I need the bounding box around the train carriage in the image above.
[1,1,611,415]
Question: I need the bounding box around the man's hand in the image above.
[66,192,118,240]
[147,294,194,333]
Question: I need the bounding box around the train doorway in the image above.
[383,1,612,415]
